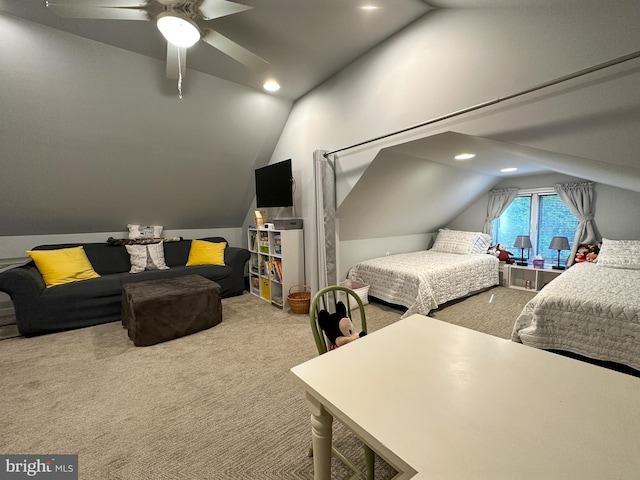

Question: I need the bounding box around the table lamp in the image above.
[513,235,532,266]
[549,236,570,270]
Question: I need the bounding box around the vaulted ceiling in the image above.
[0,0,433,100]
[1,0,638,242]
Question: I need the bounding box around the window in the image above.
[492,188,578,265]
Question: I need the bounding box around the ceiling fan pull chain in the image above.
[177,46,183,99]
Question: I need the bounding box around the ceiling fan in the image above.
[46,0,269,92]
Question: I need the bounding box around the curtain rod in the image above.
[324,50,640,158]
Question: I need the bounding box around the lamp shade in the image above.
[157,12,200,48]
[549,236,570,251]
[513,235,532,249]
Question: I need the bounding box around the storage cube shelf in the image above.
[504,264,563,291]
[248,228,304,310]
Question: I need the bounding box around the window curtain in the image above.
[554,182,599,265]
[483,188,519,237]
[314,150,337,290]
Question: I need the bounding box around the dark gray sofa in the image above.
[0,237,249,337]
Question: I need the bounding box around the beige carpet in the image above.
[0,287,533,479]
[429,286,537,339]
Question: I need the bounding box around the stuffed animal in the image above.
[575,243,600,263]
[494,244,515,264]
[488,244,511,263]
[318,301,366,349]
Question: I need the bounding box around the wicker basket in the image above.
[288,285,311,314]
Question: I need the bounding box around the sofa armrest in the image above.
[0,264,46,301]
[222,246,250,296]
[224,246,250,273]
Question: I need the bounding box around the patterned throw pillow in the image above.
[127,224,163,240]
[431,229,490,255]
[126,242,170,273]
[471,233,492,254]
[596,238,640,270]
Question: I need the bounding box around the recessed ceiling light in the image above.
[361,5,380,10]
[454,153,475,160]
[501,167,518,173]
[263,80,280,92]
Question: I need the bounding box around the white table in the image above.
[291,315,640,480]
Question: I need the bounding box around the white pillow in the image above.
[596,238,640,270]
[126,242,170,273]
[431,229,489,255]
[127,224,163,239]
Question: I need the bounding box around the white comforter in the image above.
[512,262,640,371]
[347,250,499,318]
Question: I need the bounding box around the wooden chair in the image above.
[308,285,375,480]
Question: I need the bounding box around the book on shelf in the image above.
[266,260,281,283]
[274,259,283,282]
[250,254,259,271]
[273,234,282,254]
[271,283,283,306]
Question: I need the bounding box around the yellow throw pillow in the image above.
[27,246,101,288]
[186,240,226,266]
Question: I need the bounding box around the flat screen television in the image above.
[255,159,294,208]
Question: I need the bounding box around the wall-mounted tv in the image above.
[255,159,294,208]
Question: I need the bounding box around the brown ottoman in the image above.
[121,275,222,346]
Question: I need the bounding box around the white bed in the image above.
[348,230,499,318]
[512,239,640,372]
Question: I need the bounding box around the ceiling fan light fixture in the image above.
[157,12,200,48]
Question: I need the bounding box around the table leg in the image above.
[306,393,333,480]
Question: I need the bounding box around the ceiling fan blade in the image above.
[166,42,187,80]
[46,5,151,20]
[202,29,268,72]
[197,0,252,20]
[46,0,150,7]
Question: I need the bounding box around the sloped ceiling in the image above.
[329,3,640,242]
[0,0,432,237]
[0,14,292,236]
[1,0,639,242]
[0,0,433,100]
[338,147,499,241]
[339,127,640,241]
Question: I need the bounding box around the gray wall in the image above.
[0,14,292,245]
[594,184,640,240]
[264,4,640,287]
[2,4,639,296]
